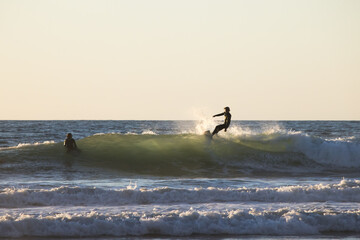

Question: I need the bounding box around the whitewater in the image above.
[0,120,359,239]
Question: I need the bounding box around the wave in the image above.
[1,206,360,237]
[1,131,359,176]
[1,179,360,208]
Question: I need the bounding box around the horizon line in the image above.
[0,119,359,121]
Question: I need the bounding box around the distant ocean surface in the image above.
[0,120,360,239]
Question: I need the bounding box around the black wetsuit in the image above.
[64,138,77,152]
[212,111,231,135]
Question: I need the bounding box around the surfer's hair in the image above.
[224,107,230,111]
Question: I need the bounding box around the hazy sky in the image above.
[1,0,359,120]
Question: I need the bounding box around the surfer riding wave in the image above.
[212,107,231,136]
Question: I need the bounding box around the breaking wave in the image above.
[1,130,359,176]
[1,206,360,237]
[1,179,360,208]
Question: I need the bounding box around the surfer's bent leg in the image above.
[212,124,226,135]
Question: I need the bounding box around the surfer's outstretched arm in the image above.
[213,112,224,117]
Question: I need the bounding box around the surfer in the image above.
[212,107,231,136]
[64,133,78,152]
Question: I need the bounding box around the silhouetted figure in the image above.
[212,107,231,136]
[64,133,77,152]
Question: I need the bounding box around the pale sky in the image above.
[1,0,359,120]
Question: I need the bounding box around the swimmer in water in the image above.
[64,133,77,152]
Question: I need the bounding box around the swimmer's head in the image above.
[67,133,72,138]
[224,107,230,112]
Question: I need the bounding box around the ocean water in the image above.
[0,120,360,239]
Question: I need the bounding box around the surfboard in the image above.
[203,130,212,139]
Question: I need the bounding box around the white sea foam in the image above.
[125,132,138,135]
[0,141,55,150]
[141,130,157,135]
[1,179,360,208]
[1,205,360,237]
[325,136,356,142]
